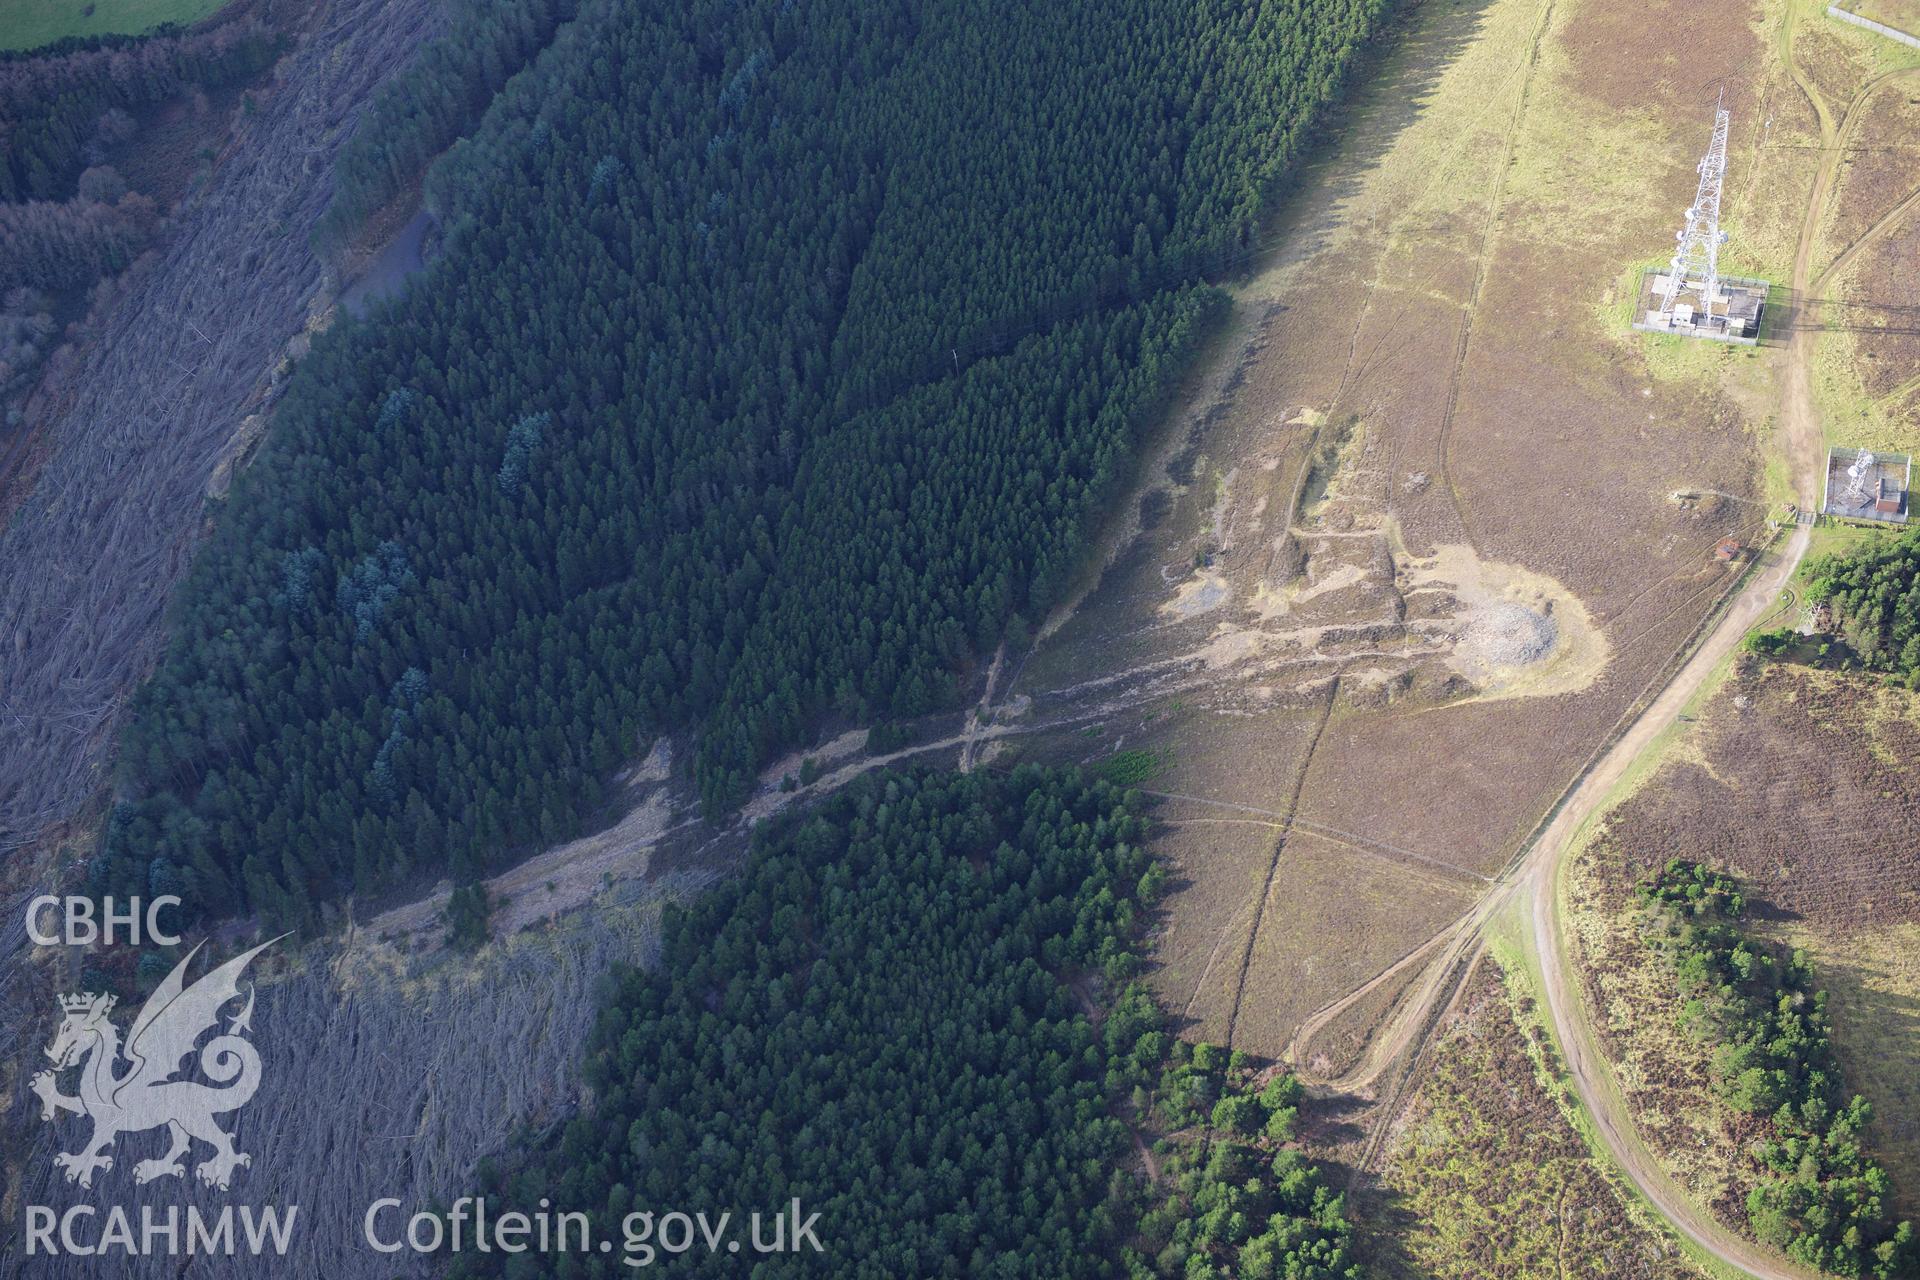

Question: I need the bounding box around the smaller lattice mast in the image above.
[1657,91,1731,315]
[1842,451,1877,507]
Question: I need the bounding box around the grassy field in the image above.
[0,0,229,51]
[1798,519,1886,574]
[1790,0,1920,458]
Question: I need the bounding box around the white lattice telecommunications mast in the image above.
[1657,92,1731,314]
[1842,450,1878,507]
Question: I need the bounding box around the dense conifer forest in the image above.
[1806,528,1920,683]
[455,767,1358,1279]
[96,0,1394,925]
[314,0,578,246]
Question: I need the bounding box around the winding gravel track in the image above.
[1524,522,1816,1280]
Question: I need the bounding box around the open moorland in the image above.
[1541,2,1920,1264]
[1839,1,1920,38]
[985,0,1796,1090]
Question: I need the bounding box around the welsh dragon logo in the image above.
[31,937,281,1191]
